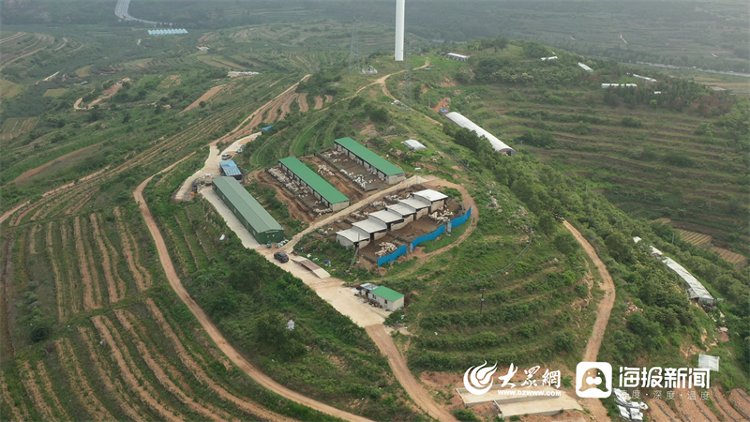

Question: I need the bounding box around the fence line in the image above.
[450,206,472,228]
[377,244,408,267]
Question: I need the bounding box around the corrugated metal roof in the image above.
[661,256,713,302]
[387,202,416,216]
[212,177,282,233]
[219,161,241,177]
[278,157,349,204]
[352,219,386,233]
[413,189,448,203]
[371,286,404,302]
[369,210,403,224]
[444,112,515,155]
[335,138,404,176]
[400,197,429,210]
[337,229,366,243]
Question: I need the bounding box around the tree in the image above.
[605,232,633,263]
[553,231,580,255]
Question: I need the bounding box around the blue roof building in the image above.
[220,160,242,180]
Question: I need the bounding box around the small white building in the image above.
[412,189,449,213]
[386,202,417,223]
[403,139,427,151]
[541,56,558,61]
[351,219,387,242]
[336,229,370,249]
[446,53,470,61]
[369,286,405,312]
[632,74,657,83]
[399,197,431,219]
[444,112,515,155]
[369,210,407,231]
[601,83,637,89]
[578,62,593,73]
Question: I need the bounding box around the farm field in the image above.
[0,5,748,422]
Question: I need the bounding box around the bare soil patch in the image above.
[676,389,719,421]
[0,200,29,224]
[647,398,680,422]
[96,213,127,300]
[114,309,230,421]
[14,142,105,183]
[182,84,225,113]
[1,372,30,421]
[28,224,38,254]
[367,325,456,421]
[710,388,744,421]
[729,389,750,419]
[74,216,98,310]
[35,361,71,420]
[252,170,316,223]
[314,95,324,109]
[20,361,56,421]
[46,222,66,321]
[90,213,120,304]
[113,207,149,291]
[145,298,295,421]
[298,93,309,112]
[562,220,615,421]
[430,97,451,113]
[78,326,145,420]
[93,315,182,422]
[56,338,114,421]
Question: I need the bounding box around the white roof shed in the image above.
[400,197,430,210]
[369,210,404,224]
[445,112,515,155]
[387,202,417,218]
[413,189,448,203]
[403,139,427,151]
[352,219,387,234]
[698,354,720,372]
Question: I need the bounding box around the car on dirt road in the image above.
[221,153,232,160]
[274,252,289,263]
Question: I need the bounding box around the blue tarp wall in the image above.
[411,224,446,249]
[450,207,472,228]
[378,245,408,267]
[376,207,472,266]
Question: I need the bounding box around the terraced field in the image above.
[0,74,351,421]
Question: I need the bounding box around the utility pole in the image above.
[479,288,486,314]
[402,39,413,111]
[348,18,361,73]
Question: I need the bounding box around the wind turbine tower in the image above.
[394,0,405,61]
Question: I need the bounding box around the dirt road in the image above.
[182,84,225,113]
[135,172,374,422]
[563,220,615,421]
[367,325,458,422]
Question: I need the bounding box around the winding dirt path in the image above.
[367,325,458,421]
[145,298,296,422]
[562,219,615,421]
[182,84,226,113]
[134,171,374,422]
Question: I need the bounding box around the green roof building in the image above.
[369,286,405,312]
[278,157,350,211]
[334,137,405,184]
[212,177,284,244]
